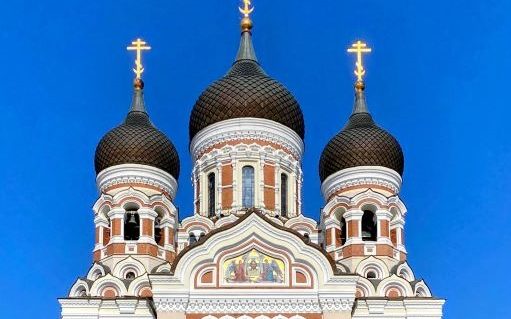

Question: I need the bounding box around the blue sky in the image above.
[0,0,509,318]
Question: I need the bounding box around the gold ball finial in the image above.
[239,0,254,32]
[134,78,144,90]
[355,80,365,92]
[241,17,253,31]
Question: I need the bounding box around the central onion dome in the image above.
[95,79,180,179]
[189,19,304,141]
[319,82,404,182]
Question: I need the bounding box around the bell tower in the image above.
[319,40,409,280]
[61,39,181,314]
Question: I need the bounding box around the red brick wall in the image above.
[380,220,389,238]
[142,219,153,236]
[112,219,122,236]
[390,229,397,245]
[348,220,359,238]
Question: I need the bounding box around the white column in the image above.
[231,157,238,210]
[216,162,222,215]
[296,165,303,217]
[258,156,266,208]
[274,162,281,213]
[192,167,199,214]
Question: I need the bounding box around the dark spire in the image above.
[235,0,257,62]
[235,30,258,62]
[351,81,369,114]
[129,78,147,113]
[125,78,151,126]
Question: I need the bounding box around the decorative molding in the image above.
[190,118,304,162]
[155,298,323,313]
[321,166,402,200]
[97,164,178,200]
[319,297,354,312]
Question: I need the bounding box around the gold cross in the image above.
[127,38,151,79]
[347,40,372,82]
[239,0,254,18]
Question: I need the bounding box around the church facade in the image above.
[59,3,445,319]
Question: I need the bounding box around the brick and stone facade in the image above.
[59,4,444,318]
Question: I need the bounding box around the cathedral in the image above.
[59,2,445,318]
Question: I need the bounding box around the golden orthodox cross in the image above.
[127,38,151,79]
[347,40,372,82]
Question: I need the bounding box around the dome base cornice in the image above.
[321,166,402,200]
[96,164,178,200]
[190,117,304,162]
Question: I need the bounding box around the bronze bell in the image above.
[127,212,137,225]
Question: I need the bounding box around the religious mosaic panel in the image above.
[223,249,285,284]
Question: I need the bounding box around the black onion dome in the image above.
[189,31,304,141]
[319,87,404,182]
[95,84,180,179]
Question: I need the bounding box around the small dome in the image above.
[319,89,404,182]
[189,32,304,141]
[94,88,180,179]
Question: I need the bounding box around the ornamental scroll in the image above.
[223,249,285,284]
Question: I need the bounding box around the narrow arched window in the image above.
[340,216,347,245]
[207,172,216,217]
[280,173,288,217]
[124,210,140,241]
[125,271,136,280]
[189,233,197,245]
[154,217,163,246]
[242,166,255,208]
[362,210,377,241]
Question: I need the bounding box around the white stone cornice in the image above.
[137,208,158,219]
[319,297,354,312]
[96,164,178,200]
[188,298,322,313]
[376,209,393,220]
[344,209,364,220]
[321,166,402,200]
[190,117,304,162]
[108,208,125,219]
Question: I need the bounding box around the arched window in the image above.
[154,217,163,246]
[242,166,255,208]
[340,216,347,245]
[303,232,310,243]
[199,232,205,240]
[124,210,140,241]
[366,271,377,279]
[207,173,216,217]
[125,271,136,280]
[280,173,288,217]
[362,210,377,241]
[189,233,197,245]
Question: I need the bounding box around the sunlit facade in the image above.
[59,3,444,319]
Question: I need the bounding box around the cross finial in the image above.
[127,38,151,81]
[239,0,254,18]
[347,40,372,83]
